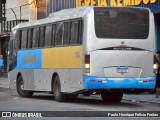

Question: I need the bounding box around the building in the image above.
[0,0,37,74]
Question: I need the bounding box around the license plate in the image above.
[117,67,128,73]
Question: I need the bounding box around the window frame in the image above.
[15,18,83,51]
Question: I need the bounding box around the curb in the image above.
[123,98,160,105]
[0,87,9,91]
[0,85,9,89]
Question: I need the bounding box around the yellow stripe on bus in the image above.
[42,46,82,69]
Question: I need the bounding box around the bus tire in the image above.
[101,91,123,103]
[101,91,113,103]
[53,76,67,102]
[112,92,123,103]
[17,76,33,97]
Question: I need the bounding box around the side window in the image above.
[63,22,70,45]
[27,28,33,48]
[45,25,52,47]
[39,26,45,47]
[21,29,28,49]
[32,27,40,48]
[55,22,63,46]
[70,21,79,45]
[14,30,19,51]
[52,25,56,46]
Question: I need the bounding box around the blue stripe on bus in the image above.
[83,76,156,89]
[15,49,42,69]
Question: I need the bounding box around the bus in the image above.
[8,6,156,103]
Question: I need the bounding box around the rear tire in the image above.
[17,76,33,97]
[53,76,67,102]
[101,91,123,103]
[112,92,123,103]
[149,89,156,94]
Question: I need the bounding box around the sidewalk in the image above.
[0,77,160,104]
[0,77,9,89]
[123,93,160,105]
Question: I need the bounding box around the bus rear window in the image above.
[94,7,149,39]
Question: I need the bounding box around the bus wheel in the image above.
[112,92,123,103]
[17,76,33,97]
[101,91,113,103]
[53,76,67,102]
[101,91,123,103]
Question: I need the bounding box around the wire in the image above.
[6,7,29,12]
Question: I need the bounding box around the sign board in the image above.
[76,0,158,7]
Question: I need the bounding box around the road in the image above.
[0,87,160,120]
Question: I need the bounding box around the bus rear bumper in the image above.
[83,76,156,90]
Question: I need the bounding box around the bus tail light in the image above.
[85,54,90,73]
[153,64,158,70]
[153,55,158,73]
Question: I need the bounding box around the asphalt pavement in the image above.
[0,77,160,105]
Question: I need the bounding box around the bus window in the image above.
[55,22,63,46]
[32,27,40,48]
[32,28,36,48]
[27,28,33,48]
[45,25,52,47]
[52,25,56,46]
[39,26,45,47]
[70,21,78,45]
[63,22,70,45]
[14,30,21,51]
[14,31,19,51]
[94,7,149,39]
[21,29,28,49]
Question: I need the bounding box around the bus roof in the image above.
[12,6,150,30]
[12,6,90,30]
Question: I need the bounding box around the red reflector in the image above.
[90,80,95,82]
[85,54,90,64]
[143,80,147,82]
[98,80,102,83]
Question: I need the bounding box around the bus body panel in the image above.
[83,76,156,89]
[90,50,154,78]
[9,69,83,92]
[16,49,42,69]
[42,46,82,69]
[9,46,83,92]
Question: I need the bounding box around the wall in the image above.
[29,0,37,21]
[37,0,76,19]
[6,0,37,21]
